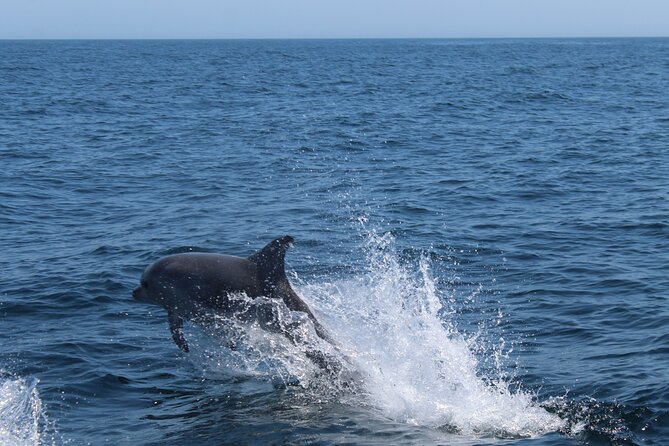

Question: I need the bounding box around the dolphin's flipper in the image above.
[168,311,189,352]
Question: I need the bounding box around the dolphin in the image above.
[132,236,339,370]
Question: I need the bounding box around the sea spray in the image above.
[183,231,564,438]
[0,373,53,446]
[183,296,353,391]
[185,313,320,387]
[304,231,564,437]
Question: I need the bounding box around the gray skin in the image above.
[133,236,338,370]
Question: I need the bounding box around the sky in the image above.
[1,0,668,40]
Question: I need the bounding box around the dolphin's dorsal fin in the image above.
[248,236,294,290]
[248,236,335,345]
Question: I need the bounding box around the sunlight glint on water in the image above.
[1,38,668,444]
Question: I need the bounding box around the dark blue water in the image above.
[1,38,668,445]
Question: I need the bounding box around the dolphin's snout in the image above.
[132,286,142,301]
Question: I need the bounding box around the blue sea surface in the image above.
[1,38,668,445]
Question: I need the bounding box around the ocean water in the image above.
[1,38,668,445]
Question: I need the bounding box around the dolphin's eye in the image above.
[141,280,149,289]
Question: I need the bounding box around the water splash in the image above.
[0,373,50,446]
[186,313,318,386]
[304,231,564,438]
[183,296,354,391]
[543,396,668,444]
[181,231,564,439]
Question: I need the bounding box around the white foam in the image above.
[0,374,47,446]
[303,231,564,438]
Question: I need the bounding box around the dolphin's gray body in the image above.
[133,236,339,370]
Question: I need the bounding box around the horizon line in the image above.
[1,35,668,42]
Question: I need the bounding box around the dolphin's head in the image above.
[132,277,154,304]
[132,262,172,307]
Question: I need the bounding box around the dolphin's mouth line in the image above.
[132,287,152,303]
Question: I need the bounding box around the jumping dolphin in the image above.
[132,236,339,370]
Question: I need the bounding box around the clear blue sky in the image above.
[1,0,668,40]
